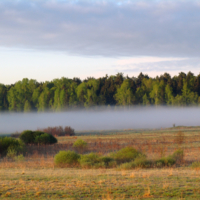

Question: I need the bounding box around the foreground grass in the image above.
[1,126,200,199]
[0,167,200,199]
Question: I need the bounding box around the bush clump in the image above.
[118,155,151,170]
[191,161,200,170]
[101,156,115,167]
[0,137,24,156]
[54,150,80,167]
[155,156,176,167]
[73,139,88,153]
[132,155,152,168]
[110,147,143,164]
[79,153,115,168]
[20,130,57,145]
[38,126,75,136]
[154,150,184,168]
[14,154,25,162]
[53,148,184,169]
[171,149,184,164]
[79,153,103,168]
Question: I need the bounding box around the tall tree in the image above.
[0,84,8,110]
[165,84,173,105]
[150,82,162,106]
[76,82,87,106]
[115,79,134,106]
[84,79,99,107]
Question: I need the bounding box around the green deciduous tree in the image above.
[115,79,134,106]
[165,84,174,105]
[150,82,162,106]
[0,84,8,110]
[181,79,198,105]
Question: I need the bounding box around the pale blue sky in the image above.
[1,0,200,84]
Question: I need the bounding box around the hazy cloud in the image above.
[0,0,200,57]
[113,58,200,73]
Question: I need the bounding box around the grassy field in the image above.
[1,168,200,199]
[1,126,200,199]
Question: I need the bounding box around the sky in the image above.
[1,0,200,84]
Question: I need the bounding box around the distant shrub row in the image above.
[20,130,57,145]
[0,130,58,157]
[54,147,184,169]
[37,126,75,137]
[11,126,75,138]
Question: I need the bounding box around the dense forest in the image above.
[0,71,200,112]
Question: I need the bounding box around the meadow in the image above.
[1,126,200,199]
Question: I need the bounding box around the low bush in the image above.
[35,133,57,144]
[172,149,184,164]
[19,130,34,144]
[191,161,200,169]
[14,154,25,162]
[54,150,80,167]
[155,156,176,167]
[118,155,151,170]
[53,148,184,169]
[20,130,57,145]
[6,147,17,158]
[73,139,88,153]
[79,153,104,168]
[0,137,24,156]
[38,126,75,136]
[79,153,114,168]
[111,147,143,164]
[133,155,152,168]
[101,156,114,167]
[118,162,135,170]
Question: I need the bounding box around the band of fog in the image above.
[0,107,199,134]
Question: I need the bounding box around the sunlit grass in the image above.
[1,126,200,199]
[0,168,200,199]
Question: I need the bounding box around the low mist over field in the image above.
[0,107,200,134]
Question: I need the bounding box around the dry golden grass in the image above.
[1,127,200,199]
[21,127,200,164]
[0,168,200,199]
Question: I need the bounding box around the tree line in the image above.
[0,71,200,112]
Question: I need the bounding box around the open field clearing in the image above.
[23,126,200,162]
[1,126,200,199]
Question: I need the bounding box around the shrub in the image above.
[14,154,25,162]
[35,133,57,145]
[132,155,152,168]
[35,133,50,144]
[0,137,24,156]
[54,150,80,167]
[172,149,184,164]
[118,162,135,170]
[73,139,88,153]
[20,130,57,145]
[38,126,75,137]
[101,156,114,167]
[111,147,143,164]
[155,156,175,167]
[19,130,35,144]
[118,155,151,170]
[79,153,104,168]
[191,161,200,169]
[6,147,17,158]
